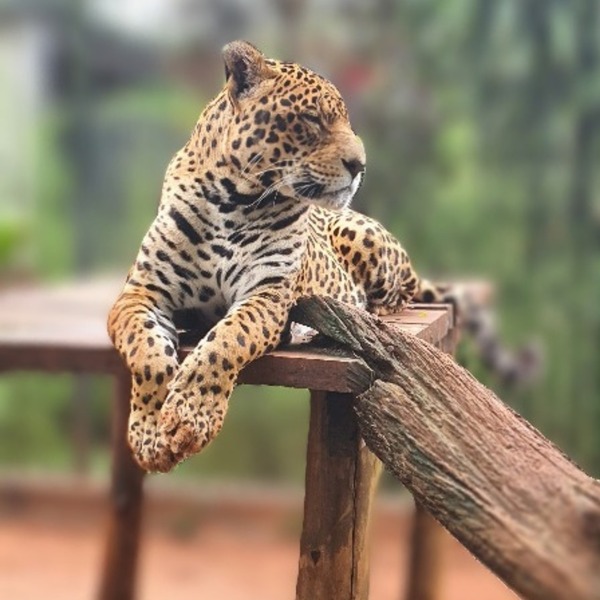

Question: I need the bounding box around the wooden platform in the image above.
[0,277,457,600]
[0,277,452,385]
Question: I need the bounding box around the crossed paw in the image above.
[128,361,234,473]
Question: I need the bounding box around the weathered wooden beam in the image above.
[292,297,600,600]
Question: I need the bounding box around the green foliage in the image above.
[0,214,28,270]
[358,0,600,475]
[0,374,74,468]
[32,112,76,278]
[1,0,599,479]
[90,86,205,267]
[0,374,113,472]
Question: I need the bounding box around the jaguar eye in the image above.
[300,112,324,128]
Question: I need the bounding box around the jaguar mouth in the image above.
[293,181,353,201]
[292,173,362,209]
[301,186,354,211]
[293,181,326,199]
[321,186,351,198]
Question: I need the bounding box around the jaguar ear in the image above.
[222,40,275,99]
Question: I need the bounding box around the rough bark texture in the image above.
[292,297,600,600]
[403,323,458,600]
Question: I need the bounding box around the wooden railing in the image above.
[0,279,455,599]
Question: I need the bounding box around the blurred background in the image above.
[0,0,598,598]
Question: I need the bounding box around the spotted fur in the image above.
[108,41,459,472]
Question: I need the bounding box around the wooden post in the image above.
[404,504,445,600]
[72,375,92,475]
[98,368,145,600]
[296,391,381,600]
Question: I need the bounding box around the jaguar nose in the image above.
[341,157,366,179]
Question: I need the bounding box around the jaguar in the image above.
[108,41,528,473]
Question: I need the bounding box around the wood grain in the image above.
[295,391,381,600]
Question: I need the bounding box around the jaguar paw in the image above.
[156,385,229,467]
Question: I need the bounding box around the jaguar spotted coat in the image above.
[108,41,450,473]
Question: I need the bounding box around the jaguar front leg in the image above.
[107,289,179,471]
[156,286,294,471]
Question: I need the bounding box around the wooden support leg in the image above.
[296,391,381,600]
[98,368,145,600]
[403,503,444,600]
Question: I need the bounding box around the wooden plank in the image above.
[0,345,121,374]
[0,319,443,386]
[0,277,122,315]
[0,279,453,393]
[238,350,364,392]
[296,391,381,600]
[216,308,451,391]
[392,321,449,345]
[0,280,120,373]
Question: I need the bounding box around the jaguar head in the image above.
[210,41,366,210]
